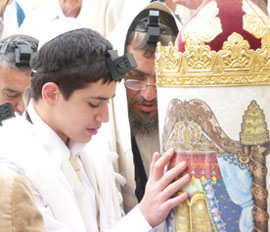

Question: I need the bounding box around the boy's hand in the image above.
[138,148,190,228]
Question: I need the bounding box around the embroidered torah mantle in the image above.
[156,0,270,231]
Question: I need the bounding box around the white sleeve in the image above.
[0,162,70,232]
[32,186,70,232]
[110,205,158,232]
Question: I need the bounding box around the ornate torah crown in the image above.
[155,0,270,87]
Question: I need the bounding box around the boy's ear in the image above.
[41,82,61,106]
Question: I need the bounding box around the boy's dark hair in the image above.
[0,34,39,72]
[125,8,178,57]
[30,28,114,101]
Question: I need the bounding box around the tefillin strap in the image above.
[31,50,137,81]
[0,39,35,67]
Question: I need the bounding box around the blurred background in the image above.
[3,0,270,36]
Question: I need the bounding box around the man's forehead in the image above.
[0,64,18,73]
[0,64,31,84]
[127,51,155,76]
[128,68,156,80]
[0,63,30,75]
[59,0,82,3]
[59,0,82,6]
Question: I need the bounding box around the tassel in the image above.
[211,171,217,185]
[192,175,196,186]
[212,175,217,185]
[201,175,206,185]
[201,170,206,185]
[191,170,195,186]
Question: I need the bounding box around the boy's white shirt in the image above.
[0,101,155,232]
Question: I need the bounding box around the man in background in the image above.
[19,0,125,38]
[0,0,15,39]
[0,34,38,115]
[4,0,25,30]
[106,1,181,215]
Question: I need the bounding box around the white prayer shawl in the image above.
[105,2,182,212]
[0,19,12,40]
[0,117,124,232]
[107,1,182,55]
[18,0,125,39]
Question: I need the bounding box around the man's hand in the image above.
[139,148,190,228]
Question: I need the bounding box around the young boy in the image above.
[0,28,190,231]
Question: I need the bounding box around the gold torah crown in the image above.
[155,0,270,87]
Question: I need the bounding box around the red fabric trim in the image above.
[168,152,222,178]
[177,0,262,52]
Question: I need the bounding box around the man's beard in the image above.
[128,108,159,136]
